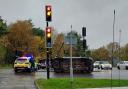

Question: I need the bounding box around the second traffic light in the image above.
[82,27,86,36]
[45,27,52,48]
[83,39,87,50]
[45,5,52,22]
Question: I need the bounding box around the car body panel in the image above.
[117,61,128,70]
[14,57,32,72]
[93,61,112,70]
[93,61,100,69]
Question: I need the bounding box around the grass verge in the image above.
[0,64,12,69]
[35,78,128,89]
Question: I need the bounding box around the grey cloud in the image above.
[0,0,128,49]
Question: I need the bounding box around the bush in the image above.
[0,44,15,65]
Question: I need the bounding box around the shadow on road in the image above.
[14,71,35,76]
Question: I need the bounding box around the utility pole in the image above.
[118,29,121,87]
[70,25,73,84]
[46,22,50,79]
[111,9,115,89]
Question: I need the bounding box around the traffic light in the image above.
[83,39,87,50]
[45,5,52,22]
[82,27,86,36]
[46,27,52,48]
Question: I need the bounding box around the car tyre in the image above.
[28,69,32,73]
[117,66,120,70]
[101,66,104,70]
[14,69,18,73]
[98,66,100,69]
[126,66,128,70]
[54,68,63,73]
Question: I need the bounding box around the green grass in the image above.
[36,78,128,89]
[0,64,13,69]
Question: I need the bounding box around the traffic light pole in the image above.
[83,37,86,56]
[45,5,52,79]
[46,22,50,79]
[82,27,86,56]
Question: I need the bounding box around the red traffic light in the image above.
[46,28,51,33]
[46,6,51,11]
[45,5,52,21]
[46,27,52,38]
[45,27,52,48]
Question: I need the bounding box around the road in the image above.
[0,68,128,89]
[36,68,128,80]
[0,69,36,89]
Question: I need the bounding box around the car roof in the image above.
[119,61,128,62]
[100,61,109,62]
[17,57,30,60]
[94,61,100,62]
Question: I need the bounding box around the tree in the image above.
[32,27,44,37]
[120,44,128,60]
[0,17,8,37]
[91,47,109,61]
[0,35,9,48]
[64,31,82,56]
[106,42,119,57]
[7,20,33,51]
[75,33,83,56]
[0,45,6,64]
[52,33,64,58]
[30,36,46,58]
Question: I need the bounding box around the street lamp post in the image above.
[118,29,122,87]
[70,25,73,89]
[111,9,115,89]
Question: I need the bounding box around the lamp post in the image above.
[118,29,121,87]
[70,25,73,83]
[111,9,115,89]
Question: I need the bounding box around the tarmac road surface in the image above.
[0,69,36,89]
[36,68,128,80]
[1,68,128,89]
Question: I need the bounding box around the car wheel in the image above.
[87,68,93,73]
[28,69,32,73]
[14,68,18,73]
[14,69,18,73]
[101,66,103,70]
[34,68,38,71]
[37,66,40,70]
[54,68,63,73]
[98,66,100,69]
[117,66,120,70]
[125,66,128,70]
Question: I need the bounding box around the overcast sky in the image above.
[0,0,128,49]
